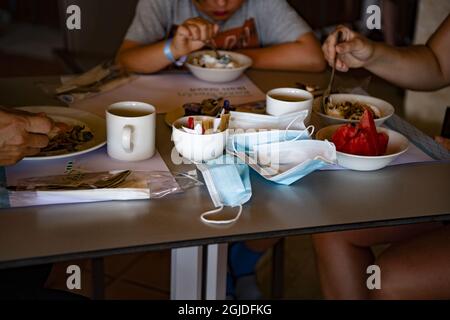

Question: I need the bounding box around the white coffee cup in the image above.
[266,88,313,118]
[106,101,156,161]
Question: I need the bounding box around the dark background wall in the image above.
[0,0,419,75]
[0,0,60,27]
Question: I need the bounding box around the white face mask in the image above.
[253,140,336,168]
[228,129,337,185]
[196,154,252,225]
[229,110,308,130]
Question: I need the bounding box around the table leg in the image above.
[91,257,105,300]
[271,238,285,299]
[170,246,203,300]
[205,243,228,300]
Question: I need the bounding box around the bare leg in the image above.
[371,225,450,299]
[313,230,375,299]
[312,223,441,299]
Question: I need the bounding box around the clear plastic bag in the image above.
[148,170,203,199]
[7,170,204,207]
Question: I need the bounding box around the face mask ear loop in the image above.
[284,114,315,142]
[325,139,334,149]
[284,113,305,141]
[173,172,203,185]
[306,125,315,138]
[200,205,243,225]
[232,137,239,156]
[324,139,337,164]
[231,136,250,161]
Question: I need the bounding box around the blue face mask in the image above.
[227,129,336,186]
[197,154,251,225]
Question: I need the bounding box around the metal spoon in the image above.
[205,39,221,59]
[322,31,343,114]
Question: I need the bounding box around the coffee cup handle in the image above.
[122,125,133,153]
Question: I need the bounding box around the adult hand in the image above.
[322,25,376,72]
[435,136,450,151]
[171,17,220,59]
[0,107,53,166]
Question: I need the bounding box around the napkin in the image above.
[55,60,136,104]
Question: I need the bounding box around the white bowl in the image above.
[185,50,252,83]
[312,94,395,126]
[172,116,227,162]
[316,125,409,171]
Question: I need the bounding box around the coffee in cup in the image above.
[266,88,313,119]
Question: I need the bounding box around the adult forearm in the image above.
[238,42,326,72]
[366,43,448,91]
[116,41,173,74]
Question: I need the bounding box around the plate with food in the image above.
[185,50,252,83]
[316,109,409,171]
[312,93,395,126]
[16,106,106,160]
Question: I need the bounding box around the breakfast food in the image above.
[332,109,388,156]
[183,98,234,117]
[190,52,240,69]
[183,98,230,117]
[182,98,266,117]
[37,122,94,156]
[325,101,381,120]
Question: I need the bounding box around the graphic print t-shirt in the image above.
[125,0,312,50]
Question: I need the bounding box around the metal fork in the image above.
[90,170,132,189]
[8,170,132,191]
[322,31,343,113]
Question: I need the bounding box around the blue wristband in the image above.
[164,38,176,63]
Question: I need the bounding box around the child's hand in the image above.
[322,26,375,72]
[171,17,220,58]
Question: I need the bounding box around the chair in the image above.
[441,107,450,139]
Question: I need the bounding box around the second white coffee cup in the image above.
[106,101,156,161]
[266,88,313,117]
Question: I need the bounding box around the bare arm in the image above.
[116,18,219,74]
[366,19,450,90]
[117,18,326,74]
[116,40,172,74]
[238,32,326,72]
[323,15,450,91]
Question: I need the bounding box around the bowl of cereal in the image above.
[186,50,252,83]
[312,94,395,126]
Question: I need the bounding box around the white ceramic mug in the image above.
[266,88,313,118]
[106,101,156,161]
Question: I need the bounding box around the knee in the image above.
[312,232,347,255]
[312,230,353,248]
[312,232,332,247]
[369,255,406,300]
